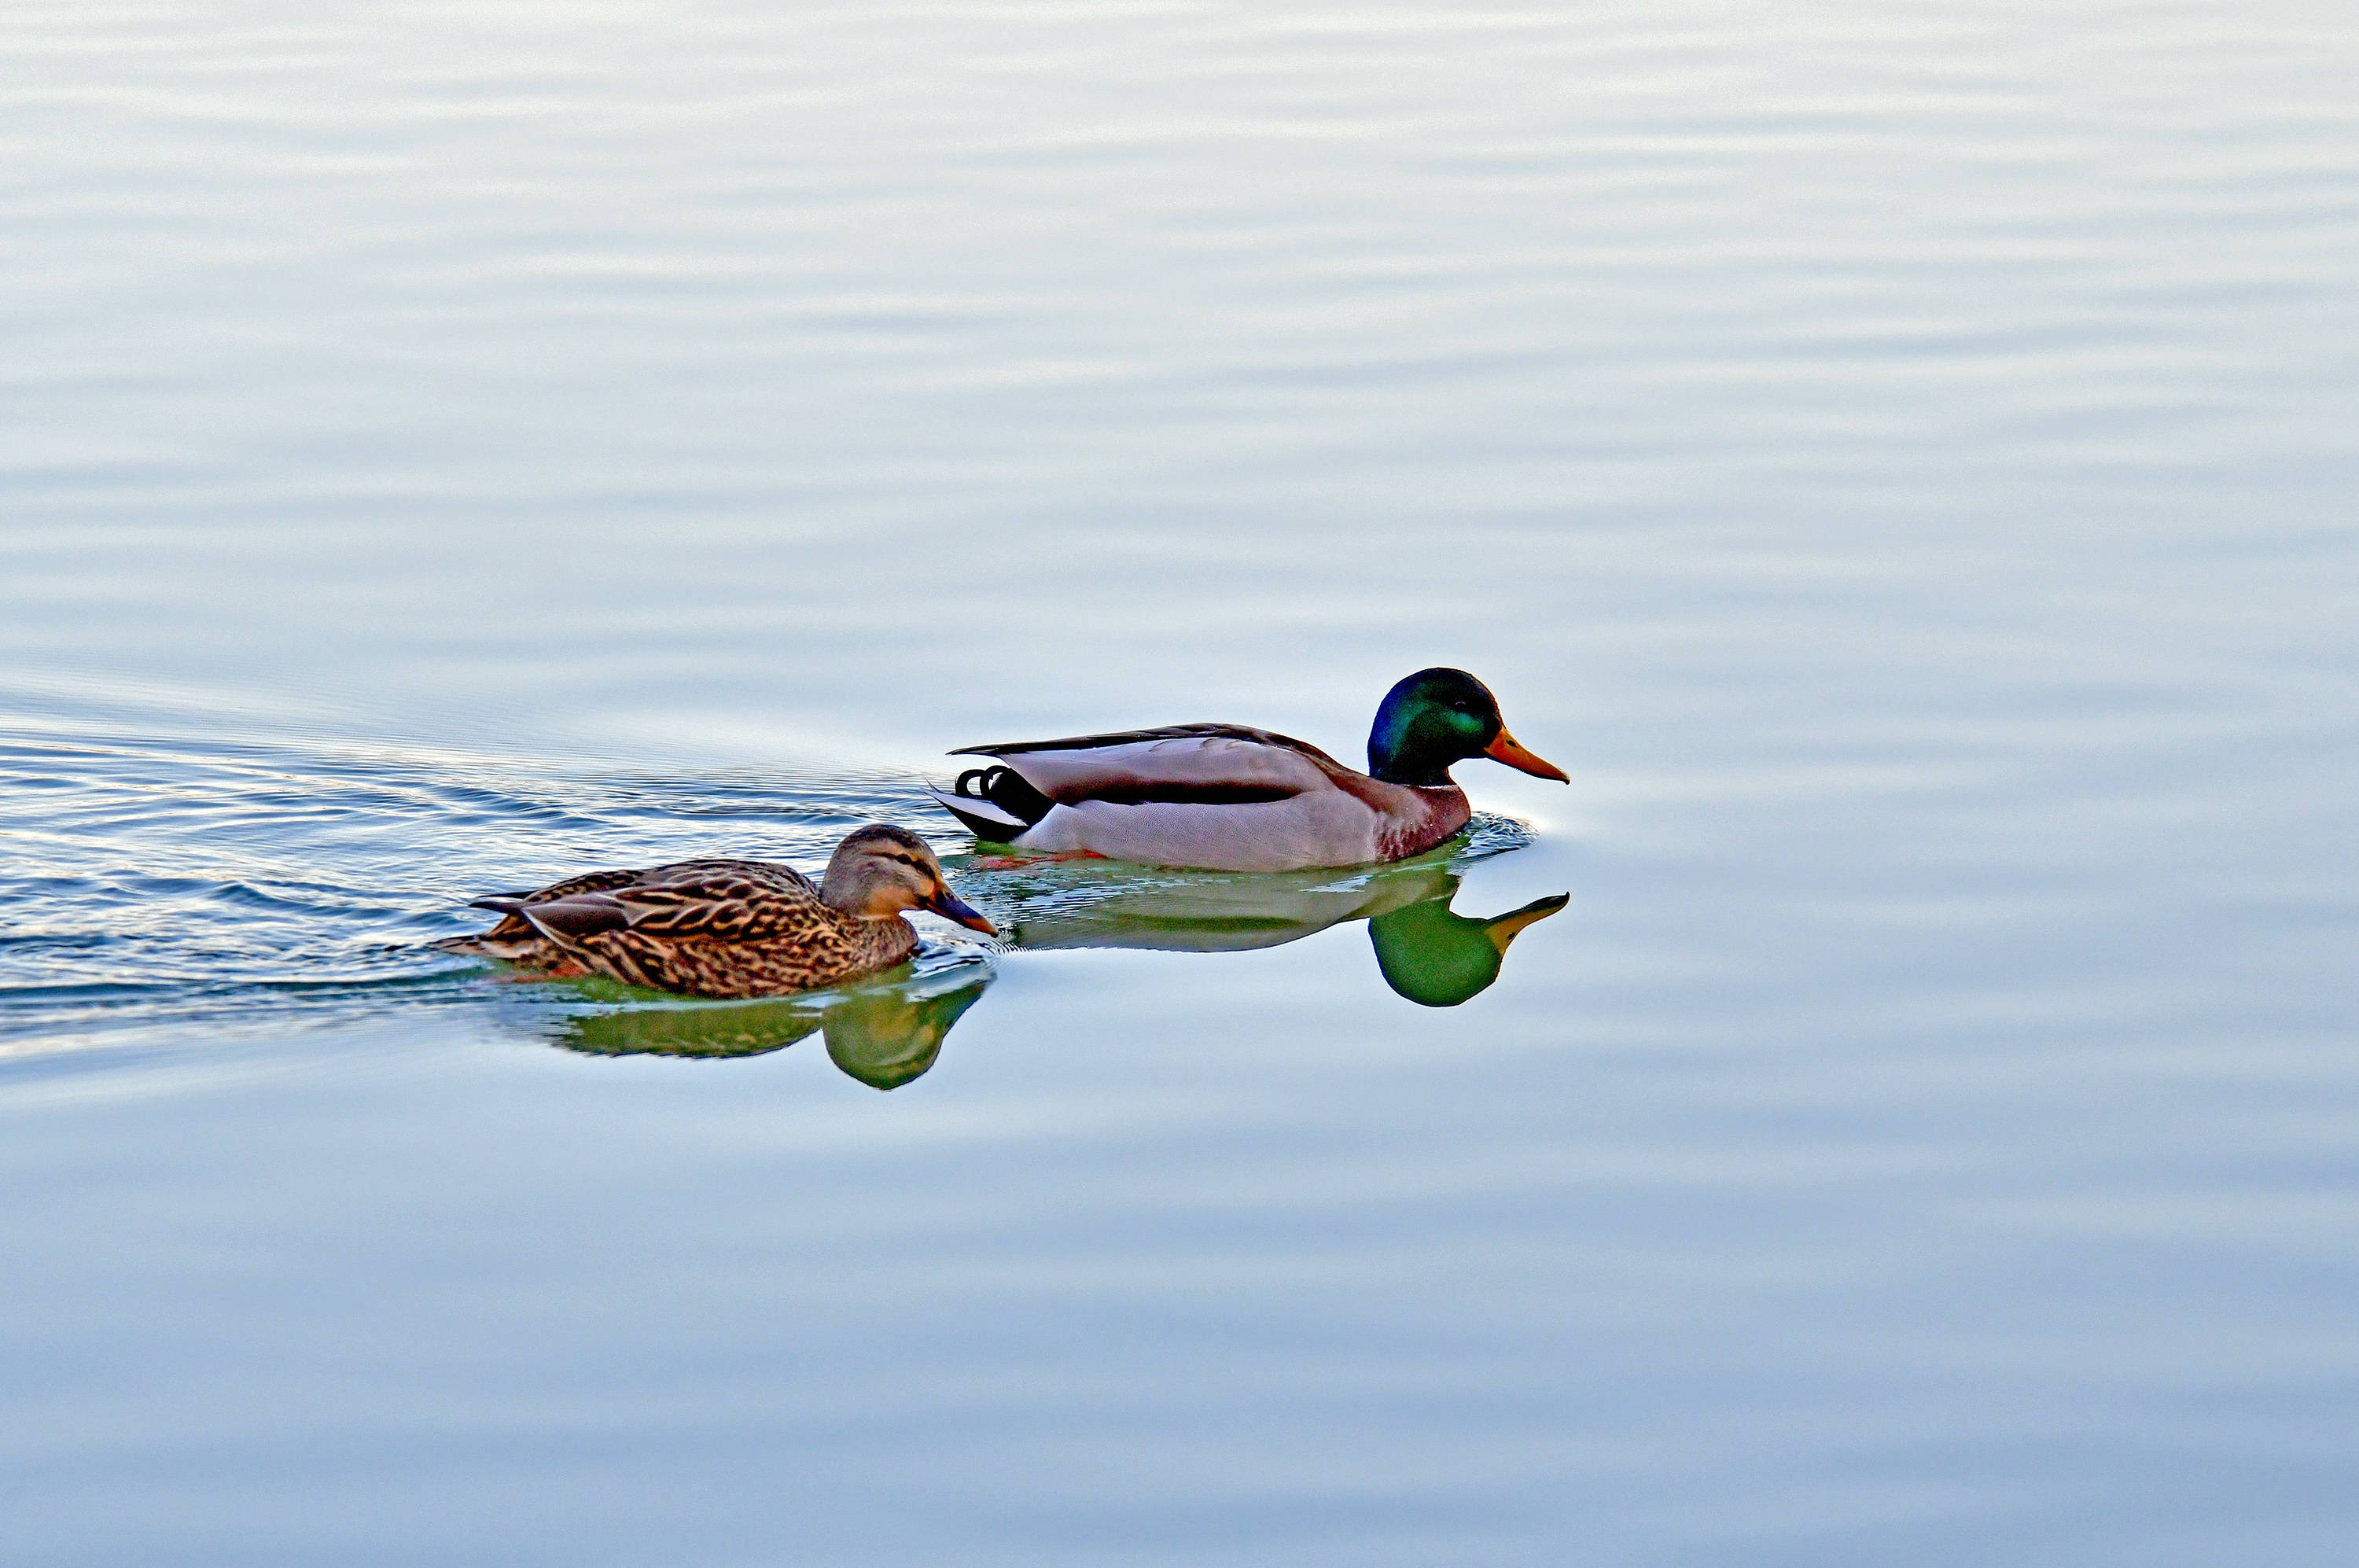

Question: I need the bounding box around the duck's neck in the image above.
[1367,698,1472,787]
[1368,733,1461,788]
[842,907,919,968]
[1371,758,1456,788]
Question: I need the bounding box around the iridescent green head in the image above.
[1365,668,1568,789]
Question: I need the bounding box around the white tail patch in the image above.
[926,786,1029,833]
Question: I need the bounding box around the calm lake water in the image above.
[5,1,2357,1562]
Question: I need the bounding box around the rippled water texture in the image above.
[4,2,2357,1563]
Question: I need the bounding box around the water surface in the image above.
[4,1,2357,1562]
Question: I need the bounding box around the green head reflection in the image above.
[1367,890,1569,1007]
[554,963,992,1089]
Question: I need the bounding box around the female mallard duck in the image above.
[927,667,1566,872]
[434,824,996,999]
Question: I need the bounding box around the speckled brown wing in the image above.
[578,863,830,941]
[439,865,653,960]
[508,867,650,902]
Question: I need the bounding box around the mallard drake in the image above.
[927,667,1566,872]
[434,824,996,999]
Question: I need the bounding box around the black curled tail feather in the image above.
[928,764,1055,843]
[955,766,1055,829]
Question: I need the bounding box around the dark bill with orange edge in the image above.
[1484,727,1570,782]
[926,888,999,936]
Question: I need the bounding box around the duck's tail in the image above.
[432,929,558,963]
[927,764,1054,844]
[432,894,556,961]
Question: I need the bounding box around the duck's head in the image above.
[821,825,998,935]
[1367,668,1568,788]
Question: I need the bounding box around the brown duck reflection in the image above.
[995,856,1566,1007]
[556,962,991,1088]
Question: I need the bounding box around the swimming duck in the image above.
[434,824,996,999]
[927,667,1566,872]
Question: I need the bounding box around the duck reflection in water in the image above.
[556,962,990,1089]
[546,837,1561,1086]
[992,851,1566,1009]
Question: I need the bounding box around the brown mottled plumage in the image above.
[434,825,996,999]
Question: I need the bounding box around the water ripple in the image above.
[0,719,962,1049]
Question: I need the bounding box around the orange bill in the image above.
[1483,727,1570,782]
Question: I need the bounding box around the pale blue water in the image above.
[5,2,2357,1562]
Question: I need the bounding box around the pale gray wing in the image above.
[959,729,1344,805]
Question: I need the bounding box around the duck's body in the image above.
[929,668,1566,873]
[937,724,1470,872]
[435,826,995,999]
